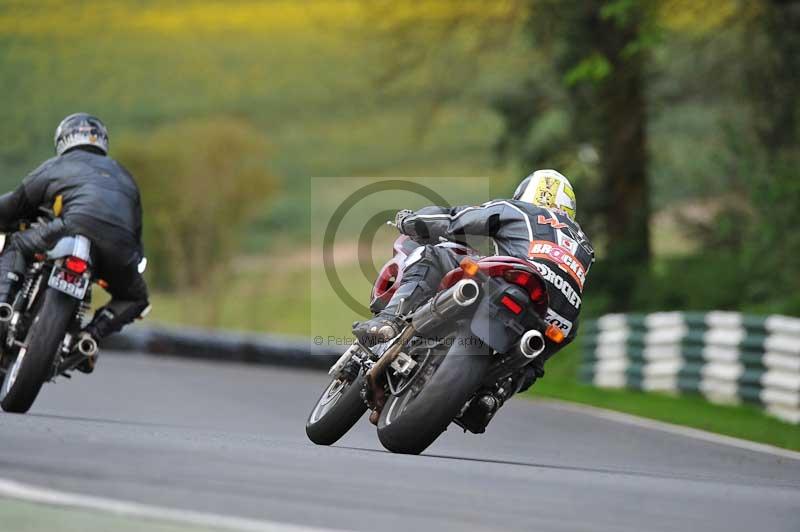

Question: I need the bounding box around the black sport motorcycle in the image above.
[0,225,141,413]
[306,235,566,455]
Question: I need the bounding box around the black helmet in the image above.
[54,113,109,156]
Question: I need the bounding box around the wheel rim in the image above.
[309,378,347,424]
[0,347,27,401]
[384,388,414,426]
[382,353,445,426]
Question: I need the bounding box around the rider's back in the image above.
[500,201,593,337]
[22,150,142,246]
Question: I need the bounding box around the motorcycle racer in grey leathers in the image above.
[353,169,594,394]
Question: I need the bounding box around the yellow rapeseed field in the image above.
[0,1,359,36]
[0,0,526,37]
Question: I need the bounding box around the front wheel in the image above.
[1,288,78,413]
[377,325,492,455]
[306,371,368,445]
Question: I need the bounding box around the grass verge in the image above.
[530,340,800,452]
[0,498,220,532]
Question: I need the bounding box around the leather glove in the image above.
[394,209,415,234]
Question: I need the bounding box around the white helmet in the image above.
[513,169,577,221]
[54,113,109,156]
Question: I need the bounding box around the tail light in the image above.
[373,262,399,300]
[503,270,546,303]
[64,256,88,274]
[500,295,523,315]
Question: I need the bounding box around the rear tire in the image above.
[377,325,492,455]
[1,288,77,413]
[306,371,367,445]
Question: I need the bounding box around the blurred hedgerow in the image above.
[117,118,276,290]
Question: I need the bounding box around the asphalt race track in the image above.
[1,352,798,531]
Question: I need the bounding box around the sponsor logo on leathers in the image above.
[528,240,587,289]
[556,231,579,254]
[532,261,582,310]
[545,308,573,335]
[536,215,567,229]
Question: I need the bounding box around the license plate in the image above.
[48,266,89,299]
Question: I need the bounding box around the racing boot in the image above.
[515,358,545,394]
[352,281,430,346]
[458,362,544,432]
[352,316,403,347]
[76,308,114,373]
[459,365,545,434]
[458,393,503,434]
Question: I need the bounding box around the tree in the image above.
[117,118,276,291]
[739,0,800,310]
[498,0,652,309]
[747,0,800,157]
[363,0,800,313]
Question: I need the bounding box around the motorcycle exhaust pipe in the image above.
[412,279,480,335]
[483,329,549,384]
[452,279,480,307]
[367,279,481,388]
[519,329,546,359]
[0,303,13,322]
[77,335,98,357]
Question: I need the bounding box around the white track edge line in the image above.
[536,398,800,461]
[0,478,341,532]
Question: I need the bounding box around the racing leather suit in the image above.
[0,148,149,339]
[378,199,595,387]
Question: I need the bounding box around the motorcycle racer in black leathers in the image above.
[354,169,594,395]
[0,113,149,372]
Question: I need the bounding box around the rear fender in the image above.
[46,235,92,265]
[469,279,532,353]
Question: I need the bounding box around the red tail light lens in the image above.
[65,256,88,274]
[500,295,523,315]
[503,270,531,286]
[503,269,546,303]
[374,263,397,296]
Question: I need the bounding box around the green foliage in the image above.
[600,0,638,26]
[739,161,800,314]
[632,253,746,312]
[532,338,800,451]
[1,0,798,322]
[0,0,516,245]
[116,118,276,290]
[563,53,612,86]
